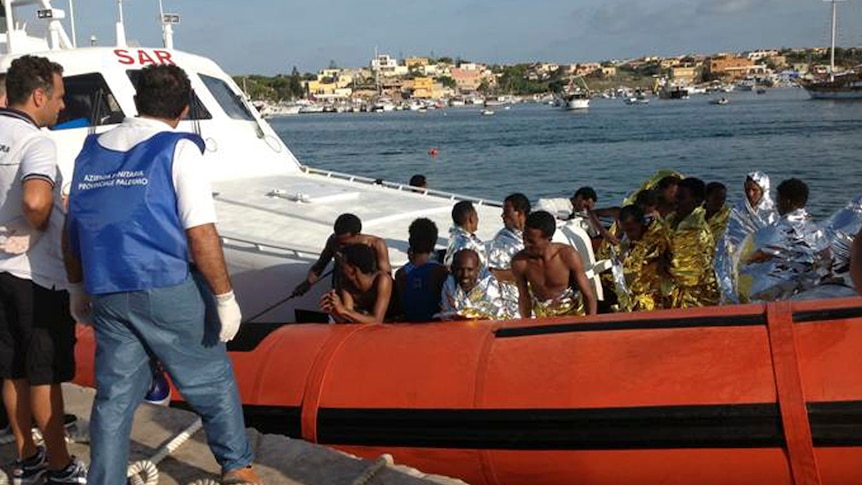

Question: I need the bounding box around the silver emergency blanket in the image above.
[444,225,488,268]
[488,226,523,318]
[569,211,600,238]
[438,272,509,320]
[488,227,523,270]
[714,171,778,303]
[738,209,832,302]
[822,191,862,284]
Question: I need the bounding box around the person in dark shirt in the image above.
[395,218,448,322]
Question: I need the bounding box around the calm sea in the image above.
[271,88,862,219]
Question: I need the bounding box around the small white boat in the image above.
[709,97,730,105]
[480,109,495,116]
[623,90,649,105]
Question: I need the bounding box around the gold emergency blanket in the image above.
[738,208,832,302]
[439,272,509,320]
[707,205,731,249]
[444,225,488,268]
[531,286,585,318]
[666,207,719,308]
[488,226,523,318]
[615,220,670,312]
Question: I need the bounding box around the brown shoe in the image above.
[222,465,263,485]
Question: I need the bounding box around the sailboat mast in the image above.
[830,0,838,81]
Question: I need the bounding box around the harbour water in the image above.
[272,87,862,219]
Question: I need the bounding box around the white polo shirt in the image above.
[0,109,67,290]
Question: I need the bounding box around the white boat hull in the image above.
[564,99,589,110]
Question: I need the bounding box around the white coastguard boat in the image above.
[0,0,609,323]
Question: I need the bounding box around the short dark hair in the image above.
[409,174,427,188]
[6,55,63,106]
[619,204,645,225]
[408,218,438,254]
[451,201,475,226]
[341,244,377,274]
[678,177,706,203]
[657,175,682,191]
[504,193,531,215]
[634,189,658,208]
[574,186,598,202]
[525,211,556,239]
[134,64,191,119]
[333,213,362,236]
[777,178,809,208]
[706,182,727,197]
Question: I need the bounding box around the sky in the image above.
[60,0,862,75]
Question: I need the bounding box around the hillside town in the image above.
[237,47,862,114]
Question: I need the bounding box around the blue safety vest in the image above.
[67,131,205,295]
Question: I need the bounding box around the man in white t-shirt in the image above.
[0,55,87,484]
[63,64,261,485]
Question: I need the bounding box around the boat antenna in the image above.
[67,0,77,47]
[115,0,127,47]
[158,0,178,49]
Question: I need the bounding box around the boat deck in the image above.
[0,385,466,485]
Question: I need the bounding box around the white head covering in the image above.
[714,171,779,303]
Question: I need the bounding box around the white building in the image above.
[370,54,408,77]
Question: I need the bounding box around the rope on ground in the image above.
[127,417,204,485]
[351,454,394,485]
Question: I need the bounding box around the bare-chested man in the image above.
[319,244,393,323]
[512,211,597,317]
[293,213,391,295]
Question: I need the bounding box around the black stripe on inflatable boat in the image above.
[242,405,303,438]
[496,314,767,338]
[793,305,862,324]
[172,402,304,438]
[316,401,862,450]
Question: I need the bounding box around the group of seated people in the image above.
[293,169,862,323]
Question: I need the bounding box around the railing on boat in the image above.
[299,166,503,208]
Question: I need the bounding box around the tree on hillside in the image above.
[289,66,303,99]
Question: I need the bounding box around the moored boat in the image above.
[800,0,862,100]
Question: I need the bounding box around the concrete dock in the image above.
[0,384,468,485]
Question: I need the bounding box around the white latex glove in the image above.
[0,219,43,255]
[216,290,242,342]
[67,283,93,326]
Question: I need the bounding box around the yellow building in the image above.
[411,77,436,98]
[671,66,697,84]
[406,57,430,70]
[707,56,753,79]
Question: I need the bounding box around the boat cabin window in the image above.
[54,73,125,130]
[199,74,255,121]
[125,70,212,120]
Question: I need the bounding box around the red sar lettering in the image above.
[114,49,175,66]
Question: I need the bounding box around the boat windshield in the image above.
[54,73,125,130]
[125,69,212,120]
[199,74,256,122]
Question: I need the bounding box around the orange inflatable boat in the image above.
[74,297,862,485]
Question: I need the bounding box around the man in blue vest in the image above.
[63,65,262,484]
